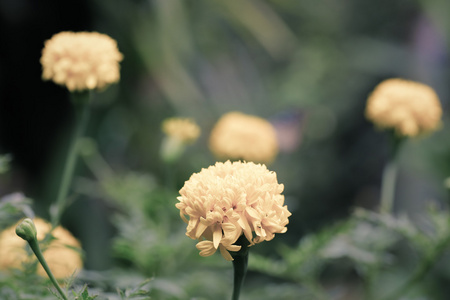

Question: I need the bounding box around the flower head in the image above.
[176,161,291,261]
[0,218,83,278]
[160,118,200,163]
[365,78,442,137]
[209,112,278,164]
[209,112,278,163]
[162,118,201,144]
[41,31,123,91]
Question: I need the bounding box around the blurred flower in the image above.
[176,161,291,261]
[0,218,83,278]
[365,78,442,137]
[41,31,123,91]
[160,118,200,163]
[162,118,200,144]
[209,112,279,164]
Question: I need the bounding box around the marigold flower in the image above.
[160,117,200,163]
[176,161,291,261]
[41,31,123,91]
[365,78,442,137]
[209,112,279,164]
[162,118,201,144]
[0,218,83,278]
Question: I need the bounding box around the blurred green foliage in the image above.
[2,0,450,299]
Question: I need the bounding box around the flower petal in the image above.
[219,244,234,261]
[196,241,217,257]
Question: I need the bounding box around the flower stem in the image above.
[231,236,250,300]
[52,92,91,226]
[27,238,68,300]
[380,134,403,214]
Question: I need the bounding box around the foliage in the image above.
[2,0,450,299]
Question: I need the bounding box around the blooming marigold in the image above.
[0,218,83,279]
[365,78,442,137]
[176,161,291,261]
[41,31,123,91]
[209,112,279,164]
[162,118,201,144]
[160,117,201,163]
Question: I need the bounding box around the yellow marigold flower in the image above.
[0,218,83,279]
[209,112,279,164]
[161,117,200,163]
[365,78,442,137]
[41,31,123,91]
[162,118,201,144]
[176,161,291,261]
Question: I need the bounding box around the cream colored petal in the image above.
[213,226,222,249]
[196,241,217,257]
[219,245,234,261]
[195,219,208,239]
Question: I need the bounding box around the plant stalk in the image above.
[380,134,403,214]
[28,238,68,300]
[52,92,91,226]
[231,236,250,300]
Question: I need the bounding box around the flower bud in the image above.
[15,218,37,242]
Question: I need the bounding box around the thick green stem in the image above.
[52,92,91,226]
[231,236,250,300]
[28,239,68,300]
[232,252,248,300]
[380,134,403,214]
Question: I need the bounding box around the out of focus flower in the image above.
[365,78,442,137]
[162,118,200,144]
[176,161,291,261]
[41,31,123,91]
[209,112,278,164]
[0,218,83,278]
[160,118,200,163]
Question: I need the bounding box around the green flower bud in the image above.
[15,218,37,242]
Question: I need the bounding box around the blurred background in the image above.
[0,0,450,297]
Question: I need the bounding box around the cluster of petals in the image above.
[0,218,83,278]
[365,78,442,137]
[162,117,201,144]
[176,161,291,261]
[40,31,123,91]
[209,112,279,164]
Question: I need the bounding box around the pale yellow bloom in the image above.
[365,78,442,137]
[209,112,279,164]
[0,218,83,279]
[160,118,200,163]
[162,118,200,144]
[176,161,291,261]
[41,31,123,91]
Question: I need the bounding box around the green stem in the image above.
[383,235,450,300]
[379,160,398,214]
[380,134,403,214]
[231,236,250,300]
[52,92,91,226]
[28,238,68,300]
